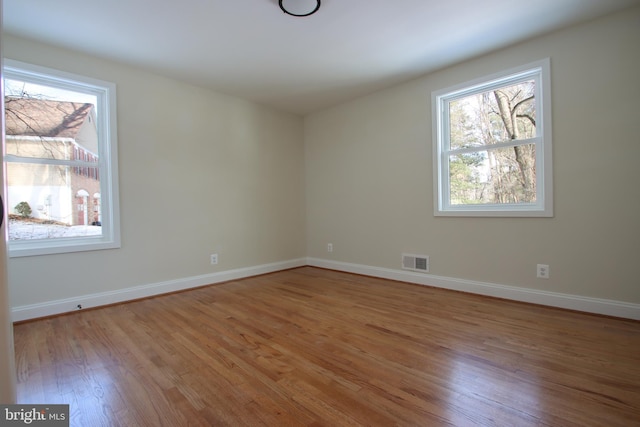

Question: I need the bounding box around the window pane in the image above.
[5,76,102,241]
[449,144,537,205]
[6,162,103,240]
[4,79,94,102]
[5,94,98,160]
[449,80,536,150]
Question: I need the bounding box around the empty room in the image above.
[1,0,639,425]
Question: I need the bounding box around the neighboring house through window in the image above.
[432,59,553,217]
[3,59,120,256]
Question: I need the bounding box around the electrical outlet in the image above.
[327,243,333,253]
[537,264,550,279]
[211,254,218,265]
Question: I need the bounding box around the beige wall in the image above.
[1,0,18,400]
[0,184,16,403]
[4,35,307,308]
[4,6,640,315]
[0,198,15,403]
[305,7,640,303]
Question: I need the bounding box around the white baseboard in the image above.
[11,258,307,322]
[306,257,640,320]
[12,257,640,322]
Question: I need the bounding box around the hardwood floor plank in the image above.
[13,267,640,426]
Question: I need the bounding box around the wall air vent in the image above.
[402,253,429,273]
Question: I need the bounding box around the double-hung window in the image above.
[432,59,552,217]
[3,59,120,256]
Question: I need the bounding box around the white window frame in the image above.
[432,58,553,217]
[3,59,121,256]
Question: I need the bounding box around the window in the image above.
[3,59,120,256]
[432,59,552,217]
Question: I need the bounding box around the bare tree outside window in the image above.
[448,80,536,205]
[4,79,102,241]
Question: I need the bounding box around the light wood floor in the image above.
[13,267,640,426]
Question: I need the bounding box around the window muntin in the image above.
[3,59,121,256]
[433,59,552,217]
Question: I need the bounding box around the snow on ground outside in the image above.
[8,219,102,240]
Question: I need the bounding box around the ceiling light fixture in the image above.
[279,0,321,17]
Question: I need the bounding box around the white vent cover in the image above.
[402,253,429,273]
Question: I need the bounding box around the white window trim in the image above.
[3,59,121,256]
[432,58,553,217]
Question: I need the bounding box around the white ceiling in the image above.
[3,0,639,115]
